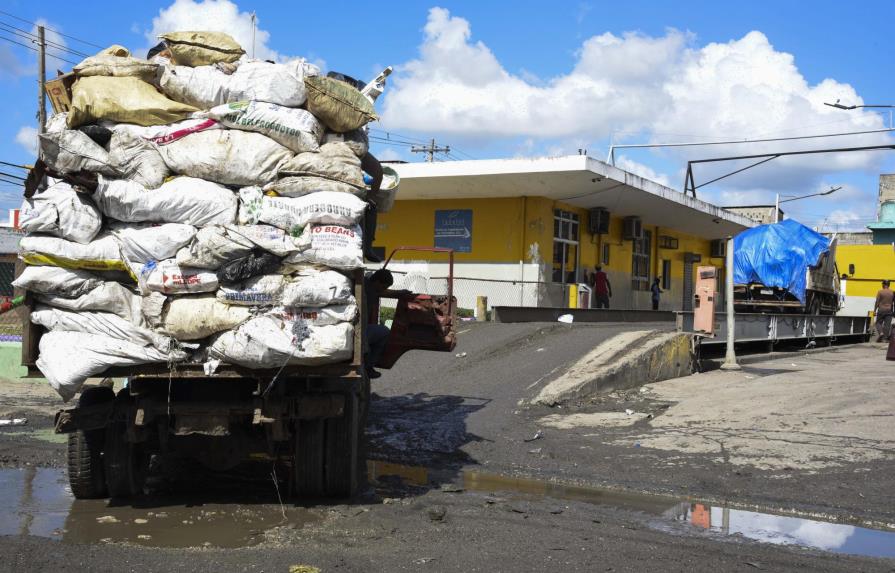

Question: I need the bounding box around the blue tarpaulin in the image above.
[733,219,830,303]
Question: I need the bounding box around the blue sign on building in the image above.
[434,209,472,253]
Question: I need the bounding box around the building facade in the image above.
[375,155,754,312]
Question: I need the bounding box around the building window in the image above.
[631,230,652,291]
[601,243,610,265]
[662,260,671,290]
[553,209,579,283]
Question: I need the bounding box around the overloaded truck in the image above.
[16,32,457,499]
[732,219,840,315]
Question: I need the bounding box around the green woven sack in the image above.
[304,75,378,133]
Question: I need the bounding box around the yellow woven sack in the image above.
[67,76,197,128]
[159,31,245,67]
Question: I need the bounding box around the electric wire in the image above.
[0,9,105,49]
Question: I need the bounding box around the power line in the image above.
[0,34,78,65]
[410,139,451,162]
[0,20,90,57]
[0,9,104,49]
[0,161,30,170]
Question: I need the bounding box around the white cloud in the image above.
[375,148,404,162]
[614,155,672,187]
[382,8,891,191]
[147,0,283,62]
[15,126,38,157]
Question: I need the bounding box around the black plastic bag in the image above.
[217,251,281,283]
[77,125,113,147]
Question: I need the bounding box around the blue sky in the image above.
[1,0,893,229]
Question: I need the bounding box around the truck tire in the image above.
[67,386,114,500]
[324,391,360,497]
[104,390,147,498]
[294,418,326,497]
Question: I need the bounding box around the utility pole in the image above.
[411,138,450,162]
[720,235,740,370]
[37,25,46,136]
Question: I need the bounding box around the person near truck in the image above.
[874,279,893,342]
[364,269,412,379]
[591,266,612,309]
[651,277,663,311]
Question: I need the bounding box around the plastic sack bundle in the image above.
[285,224,364,270]
[94,176,237,227]
[304,75,377,133]
[281,267,355,306]
[269,304,358,327]
[158,31,244,67]
[67,76,198,129]
[12,266,102,298]
[227,224,304,257]
[157,130,293,186]
[201,100,323,153]
[20,182,103,244]
[37,281,141,323]
[105,117,221,146]
[72,53,158,82]
[322,128,368,158]
[209,314,353,368]
[175,225,254,269]
[109,222,196,263]
[37,331,187,401]
[159,60,319,109]
[238,188,366,234]
[733,219,831,303]
[216,274,285,306]
[19,234,129,275]
[108,130,171,189]
[269,142,365,198]
[153,294,252,341]
[373,166,400,213]
[38,131,119,176]
[31,305,176,353]
[137,259,219,295]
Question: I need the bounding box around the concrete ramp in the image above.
[532,330,694,406]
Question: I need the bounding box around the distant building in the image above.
[377,155,754,311]
[722,205,783,225]
[836,175,895,315]
[822,231,872,245]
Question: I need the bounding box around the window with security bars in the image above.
[552,210,579,283]
[631,230,652,291]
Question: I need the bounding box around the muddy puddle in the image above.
[0,468,318,548]
[3,463,895,558]
[369,460,895,559]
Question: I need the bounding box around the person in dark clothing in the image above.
[364,268,412,379]
[591,265,612,309]
[651,277,662,311]
[874,279,893,342]
[360,152,384,263]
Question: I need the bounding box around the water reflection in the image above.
[667,502,895,559]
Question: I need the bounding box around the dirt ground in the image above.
[1,324,894,572]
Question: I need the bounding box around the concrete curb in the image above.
[532,331,695,406]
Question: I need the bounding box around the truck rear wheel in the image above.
[67,386,114,500]
[293,391,361,498]
[324,391,360,497]
[104,390,147,498]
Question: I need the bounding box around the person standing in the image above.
[591,266,612,309]
[651,277,662,311]
[874,279,893,342]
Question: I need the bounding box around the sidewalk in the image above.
[616,343,894,471]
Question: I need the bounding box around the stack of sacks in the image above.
[17,32,386,401]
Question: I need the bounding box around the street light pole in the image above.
[775,186,842,224]
[824,101,895,129]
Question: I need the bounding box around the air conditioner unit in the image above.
[587,208,610,235]
[622,216,643,240]
[710,239,727,258]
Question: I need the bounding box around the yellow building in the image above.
[375,155,754,311]
[837,245,895,315]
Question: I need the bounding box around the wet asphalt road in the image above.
[1,321,894,572]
